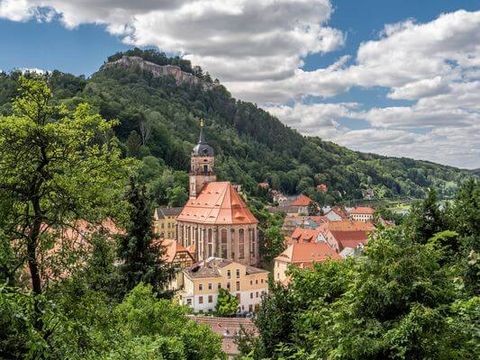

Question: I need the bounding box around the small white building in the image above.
[349,207,375,222]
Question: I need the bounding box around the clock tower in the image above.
[189,120,216,199]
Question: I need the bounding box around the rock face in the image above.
[103,56,213,89]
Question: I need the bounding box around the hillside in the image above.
[0,49,473,205]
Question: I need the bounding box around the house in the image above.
[324,207,348,221]
[281,215,320,236]
[349,206,375,222]
[289,194,313,215]
[316,183,328,193]
[286,227,322,245]
[176,124,259,266]
[274,242,340,284]
[174,257,269,313]
[257,182,270,189]
[271,190,289,205]
[152,239,195,268]
[153,207,182,239]
[190,316,258,359]
[318,220,374,255]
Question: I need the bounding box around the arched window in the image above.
[221,229,228,258]
[208,228,213,257]
[239,229,245,259]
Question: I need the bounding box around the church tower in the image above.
[189,120,216,199]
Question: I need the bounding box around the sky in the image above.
[0,0,479,169]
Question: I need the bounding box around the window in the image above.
[236,269,240,278]
[238,229,245,259]
[208,295,213,303]
[208,283,212,290]
[250,280,253,285]
[227,282,231,290]
[208,228,213,257]
[261,279,264,284]
[256,292,259,298]
[187,299,192,306]
[250,292,253,299]
[218,283,221,289]
[221,229,228,258]
[227,270,231,279]
[199,296,203,304]
[203,164,208,174]
[255,279,258,285]
[199,284,203,291]
[236,281,240,291]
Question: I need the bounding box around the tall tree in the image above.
[0,77,131,297]
[117,179,173,297]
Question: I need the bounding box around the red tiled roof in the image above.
[330,230,369,250]
[290,194,312,207]
[177,182,258,225]
[320,220,375,232]
[289,227,321,244]
[350,206,375,215]
[275,242,340,264]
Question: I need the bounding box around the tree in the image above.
[0,77,131,324]
[117,179,173,297]
[215,288,239,316]
[405,189,445,243]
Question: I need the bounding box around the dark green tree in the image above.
[117,179,173,297]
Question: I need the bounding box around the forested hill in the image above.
[0,49,473,205]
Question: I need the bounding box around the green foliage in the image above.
[117,180,173,298]
[250,181,480,359]
[0,51,471,208]
[215,288,239,317]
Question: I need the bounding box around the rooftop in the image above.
[350,206,375,215]
[275,242,340,264]
[178,182,258,225]
[290,194,313,207]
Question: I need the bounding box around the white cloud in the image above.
[1,1,479,168]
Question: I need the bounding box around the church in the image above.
[176,123,259,266]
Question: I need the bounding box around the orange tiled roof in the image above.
[289,227,321,244]
[350,206,375,215]
[290,194,313,206]
[177,182,258,225]
[152,239,193,263]
[330,230,369,250]
[320,220,375,232]
[275,242,340,264]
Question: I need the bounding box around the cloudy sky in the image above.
[1,0,479,169]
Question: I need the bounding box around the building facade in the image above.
[176,124,259,266]
[153,207,182,238]
[349,206,375,222]
[174,257,268,313]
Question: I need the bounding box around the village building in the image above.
[176,124,259,266]
[316,183,328,193]
[289,194,313,215]
[173,257,268,313]
[324,206,349,221]
[274,242,340,284]
[349,206,375,222]
[318,220,375,255]
[153,207,182,238]
[153,239,195,268]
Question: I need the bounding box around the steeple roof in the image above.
[192,121,214,156]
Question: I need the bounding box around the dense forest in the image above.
[0,49,474,208]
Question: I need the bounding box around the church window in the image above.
[221,229,228,258]
[239,229,245,259]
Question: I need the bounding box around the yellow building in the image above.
[173,257,269,314]
[154,207,182,239]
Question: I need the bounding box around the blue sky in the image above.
[0,0,479,168]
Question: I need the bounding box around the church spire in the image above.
[198,118,206,144]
